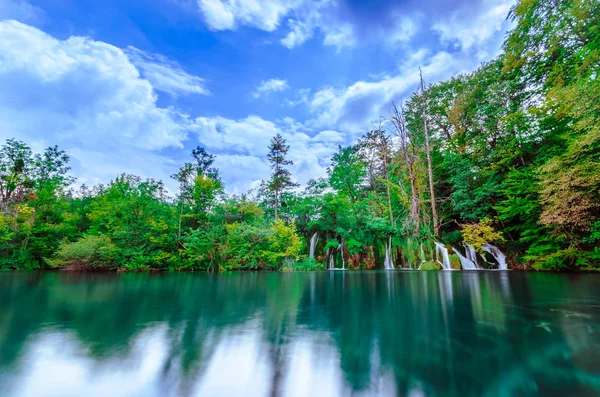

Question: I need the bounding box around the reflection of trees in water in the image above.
[1,272,600,396]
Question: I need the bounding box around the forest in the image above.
[0,0,598,272]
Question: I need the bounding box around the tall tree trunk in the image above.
[274,187,279,220]
[420,69,439,236]
[408,163,420,234]
[384,151,394,226]
[424,119,438,236]
[178,199,184,237]
[274,163,279,220]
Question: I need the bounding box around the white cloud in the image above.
[285,87,311,107]
[194,0,513,53]
[281,18,313,48]
[307,51,477,133]
[386,16,418,47]
[433,0,513,55]
[191,114,349,191]
[193,114,280,154]
[125,47,210,96]
[0,20,191,187]
[322,24,355,50]
[213,154,270,194]
[196,0,358,50]
[197,0,300,31]
[311,130,344,143]
[0,0,43,23]
[253,78,289,98]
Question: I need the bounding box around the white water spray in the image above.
[454,249,477,270]
[338,242,345,270]
[328,248,335,270]
[434,242,451,270]
[384,237,394,270]
[463,243,481,269]
[420,243,426,263]
[309,232,319,260]
[482,244,508,270]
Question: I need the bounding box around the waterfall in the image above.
[328,248,335,270]
[454,249,477,270]
[433,242,451,270]
[482,244,508,270]
[338,242,345,270]
[384,237,394,270]
[420,243,426,263]
[309,232,319,260]
[463,243,481,269]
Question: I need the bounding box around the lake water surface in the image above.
[1,271,600,396]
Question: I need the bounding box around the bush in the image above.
[266,219,302,268]
[280,257,325,272]
[47,234,117,270]
[222,220,303,270]
[222,223,271,270]
[462,218,505,251]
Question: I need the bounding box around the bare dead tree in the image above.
[389,101,420,234]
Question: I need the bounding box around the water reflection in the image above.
[1,271,600,396]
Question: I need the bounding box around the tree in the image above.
[0,139,34,211]
[389,103,420,234]
[359,128,394,226]
[267,134,298,219]
[419,70,439,236]
[172,146,222,238]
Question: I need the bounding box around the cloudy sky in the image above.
[0,0,514,193]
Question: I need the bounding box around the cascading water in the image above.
[328,248,335,270]
[454,249,477,270]
[463,243,481,269]
[482,244,508,270]
[384,237,394,270]
[309,232,319,260]
[338,242,345,270]
[420,243,426,263]
[433,242,451,270]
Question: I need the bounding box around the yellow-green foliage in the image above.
[462,219,505,252]
[420,261,441,271]
[268,219,302,263]
[0,213,14,243]
[223,220,302,270]
[47,234,117,269]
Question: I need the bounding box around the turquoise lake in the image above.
[1,271,599,396]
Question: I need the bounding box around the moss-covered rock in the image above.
[420,261,441,271]
[449,254,462,270]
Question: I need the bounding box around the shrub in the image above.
[47,234,117,270]
[462,218,505,251]
[222,222,271,270]
[266,219,302,268]
[222,220,303,270]
[280,257,325,272]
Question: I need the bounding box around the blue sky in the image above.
[0,0,514,193]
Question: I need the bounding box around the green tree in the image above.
[267,134,298,219]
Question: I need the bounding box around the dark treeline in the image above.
[1,0,598,272]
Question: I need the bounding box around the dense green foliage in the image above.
[0,0,597,271]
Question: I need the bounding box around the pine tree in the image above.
[267,134,298,219]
